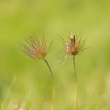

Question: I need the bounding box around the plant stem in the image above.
[73,56,78,110]
[44,59,54,110]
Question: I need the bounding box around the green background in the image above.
[0,0,110,110]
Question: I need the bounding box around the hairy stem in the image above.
[73,56,78,110]
[44,59,54,110]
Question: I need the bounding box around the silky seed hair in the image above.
[21,34,53,60]
[57,33,87,64]
[62,33,86,56]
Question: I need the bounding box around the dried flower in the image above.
[21,34,55,110]
[58,33,87,110]
[21,34,53,60]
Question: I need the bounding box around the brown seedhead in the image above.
[60,33,86,57]
[21,34,53,60]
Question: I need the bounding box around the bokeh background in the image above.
[0,0,110,110]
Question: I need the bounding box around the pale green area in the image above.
[0,0,110,110]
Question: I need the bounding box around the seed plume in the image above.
[21,34,53,60]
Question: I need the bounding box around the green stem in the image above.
[44,59,54,110]
[73,56,78,110]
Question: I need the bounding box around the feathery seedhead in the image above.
[60,33,86,56]
[21,34,53,60]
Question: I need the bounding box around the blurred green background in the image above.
[0,0,110,110]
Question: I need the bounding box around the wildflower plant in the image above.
[21,34,54,110]
[58,33,86,110]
